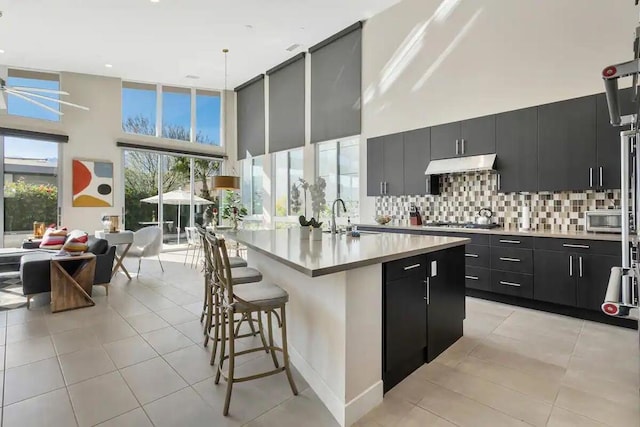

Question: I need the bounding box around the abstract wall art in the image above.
[72,159,113,207]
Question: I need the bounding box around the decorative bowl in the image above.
[375,215,392,225]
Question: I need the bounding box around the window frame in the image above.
[273,148,304,219]
[241,156,264,217]
[121,82,223,147]
[315,137,360,218]
[6,68,62,122]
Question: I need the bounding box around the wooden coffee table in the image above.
[50,253,96,313]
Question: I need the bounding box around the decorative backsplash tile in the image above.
[374,172,621,232]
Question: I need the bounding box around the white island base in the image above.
[249,249,382,426]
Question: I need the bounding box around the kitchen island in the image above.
[230,229,469,427]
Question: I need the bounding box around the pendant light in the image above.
[212,48,241,190]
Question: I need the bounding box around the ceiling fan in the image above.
[0,78,89,116]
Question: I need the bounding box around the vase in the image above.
[311,227,323,241]
[300,226,310,240]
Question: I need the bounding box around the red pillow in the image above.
[40,227,68,250]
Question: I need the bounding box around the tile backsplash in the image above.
[375,172,621,232]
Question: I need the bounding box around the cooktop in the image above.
[423,222,502,230]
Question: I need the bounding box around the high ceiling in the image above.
[0,0,399,89]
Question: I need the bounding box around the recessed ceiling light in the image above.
[0,49,4,54]
[185,75,200,80]
[150,0,160,3]
[104,64,113,68]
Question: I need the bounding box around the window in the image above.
[162,86,191,141]
[121,83,221,145]
[274,148,304,217]
[122,82,157,135]
[7,69,60,122]
[196,90,221,145]
[241,156,263,216]
[316,138,360,218]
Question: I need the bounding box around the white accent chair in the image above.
[184,226,201,268]
[117,226,164,276]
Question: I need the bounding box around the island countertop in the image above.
[228,229,470,277]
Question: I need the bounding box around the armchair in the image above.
[20,237,116,308]
[117,226,164,276]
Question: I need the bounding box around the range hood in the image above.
[425,153,496,175]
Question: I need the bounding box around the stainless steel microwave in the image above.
[585,210,622,233]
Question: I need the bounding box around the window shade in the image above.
[0,127,68,143]
[235,75,266,160]
[310,22,362,143]
[267,53,306,153]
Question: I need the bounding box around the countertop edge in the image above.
[233,234,470,278]
[357,224,622,242]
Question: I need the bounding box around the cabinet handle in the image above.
[499,281,521,287]
[461,138,466,154]
[380,182,383,195]
[465,253,479,258]
[499,239,521,244]
[579,256,583,278]
[385,182,388,194]
[403,263,421,271]
[465,275,479,280]
[499,257,521,262]
[589,168,593,188]
[455,139,460,155]
[569,255,573,277]
[599,166,603,187]
[425,278,430,304]
[497,174,501,192]
[562,243,590,249]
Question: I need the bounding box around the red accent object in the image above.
[602,66,617,78]
[602,303,619,316]
[72,160,92,195]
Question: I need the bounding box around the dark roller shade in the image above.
[267,53,306,153]
[0,127,68,143]
[235,75,266,160]
[310,22,362,143]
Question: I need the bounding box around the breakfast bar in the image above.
[230,229,469,426]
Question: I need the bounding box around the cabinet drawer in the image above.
[385,255,427,282]
[491,234,534,249]
[490,247,533,274]
[424,231,490,246]
[465,266,491,291]
[533,238,621,256]
[464,244,490,268]
[490,271,533,298]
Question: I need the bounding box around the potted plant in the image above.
[221,190,248,231]
[291,178,327,240]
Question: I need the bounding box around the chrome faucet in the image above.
[331,198,347,234]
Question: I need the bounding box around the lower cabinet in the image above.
[491,270,534,298]
[578,254,620,311]
[533,250,577,306]
[383,246,464,392]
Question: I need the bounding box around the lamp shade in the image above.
[212,175,240,190]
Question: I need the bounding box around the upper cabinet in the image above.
[460,115,496,156]
[366,133,404,196]
[403,128,431,195]
[430,122,460,160]
[596,87,633,190]
[538,95,597,192]
[496,107,538,193]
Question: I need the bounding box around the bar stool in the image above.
[199,228,267,358]
[208,234,298,416]
[196,226,247,325]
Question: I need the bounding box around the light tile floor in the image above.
[0,251,637,426]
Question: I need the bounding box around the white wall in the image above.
[359,0,638,219]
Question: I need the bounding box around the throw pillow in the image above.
[63,230,89,253]
[39,227,68,250]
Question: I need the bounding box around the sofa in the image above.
[20,236,116,308]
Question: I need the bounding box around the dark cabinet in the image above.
[577,254,619,311]
[496,107,538,193]
[596,87,634,190]
[403,128,431,195]
[366,134,404,196]
[366,136,384,196]
[538,96,597,192]
[534,250,577,306]
[383,247,464,392]
[430,122,460,160]
[383,133,405,196]
[425,246,465,362]
[460,115,496,157]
